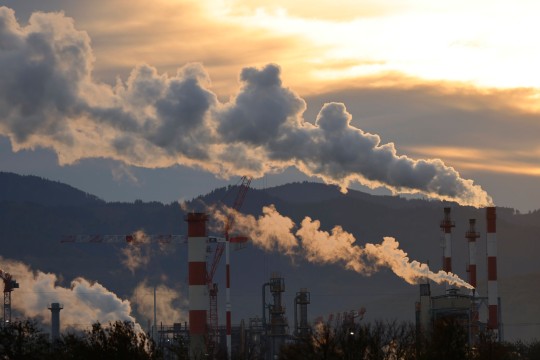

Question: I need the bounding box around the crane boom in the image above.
[61,234,187,244]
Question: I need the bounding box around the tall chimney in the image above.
[465,219,480,288]
[48,303,63,341]
[466,219,480,341]
[486,207,499,333]
[440,207,455,275]
[186,213,209,357]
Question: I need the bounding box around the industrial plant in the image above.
[0,193,506,359]
[415,207,503,345]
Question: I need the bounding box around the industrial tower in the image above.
[48,303,63,341]
[440,207,455,276]
[0,268,19,326]
[416,206,503,344]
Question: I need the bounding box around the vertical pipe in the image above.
[187,213,209,357]
[226,240,232,359]
[262,282,270,329]
[486,207,499,333]
[153,285,157,342]
[293,294,298,337]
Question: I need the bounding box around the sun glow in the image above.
[407,146,540,177]
[220,1,540,90]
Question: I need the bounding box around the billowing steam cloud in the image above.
[216,205,473,289]
[1,258,140,330]
[0,7,491,207]
[131,281,188,325]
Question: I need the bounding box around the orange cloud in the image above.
[406,146,540,177]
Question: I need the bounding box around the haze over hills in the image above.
[0,172,539,341]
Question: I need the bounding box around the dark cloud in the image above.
[0,7,491,206]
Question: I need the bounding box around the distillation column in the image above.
[294,289,310,338]
[269,273,287,360]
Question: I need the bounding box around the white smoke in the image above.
[0,257,140,330]
[0,7,492,207]
[120,230,152,273]
[120,230,176,273]
[217,205,473,289]
[131,281,188,326]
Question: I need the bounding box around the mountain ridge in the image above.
[1,171,539,341]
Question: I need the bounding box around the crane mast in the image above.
[0,269,19,326]
[207,176,251,354]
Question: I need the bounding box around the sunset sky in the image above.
[1,0,540,211]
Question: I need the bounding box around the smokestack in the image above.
[48,303,63,341]
[465,219,480,289]
[440,207,455,276]
[186,213,209,356]
[486,207,499,333]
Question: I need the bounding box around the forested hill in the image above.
[0,172,103,206]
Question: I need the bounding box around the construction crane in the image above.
[62,176,251,357]
[61,234,187,244]
[0,268,19,326]
[206,176,251,356]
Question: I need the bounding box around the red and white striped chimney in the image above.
[486,207,499,332]
[465,219,479,289]
[440,207,455,275]
[186,213,209,356]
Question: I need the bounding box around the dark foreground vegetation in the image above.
[0,320,161,360]
[279,319,540,360]
[1,319,539,360]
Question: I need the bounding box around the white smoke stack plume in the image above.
[0,7,492,207]
[131,281,188,325]
[0,257,140,330]
[121,230,151,273]
[217,205,473,289]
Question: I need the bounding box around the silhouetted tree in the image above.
[417,317,470,360]
[0,320,51,359]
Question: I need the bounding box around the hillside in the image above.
[0,172,104,206]
[0,172,539,341]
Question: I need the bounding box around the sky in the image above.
[1,1,540,211]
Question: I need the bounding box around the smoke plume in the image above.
[131,281,188,326]
[217,205,473,289]
[120,230,152,273]
[0,257,140,330]
[0,7,491,207]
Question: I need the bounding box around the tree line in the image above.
[278,318,540,360]
[0,320,163,360]
[1,318,539,359]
